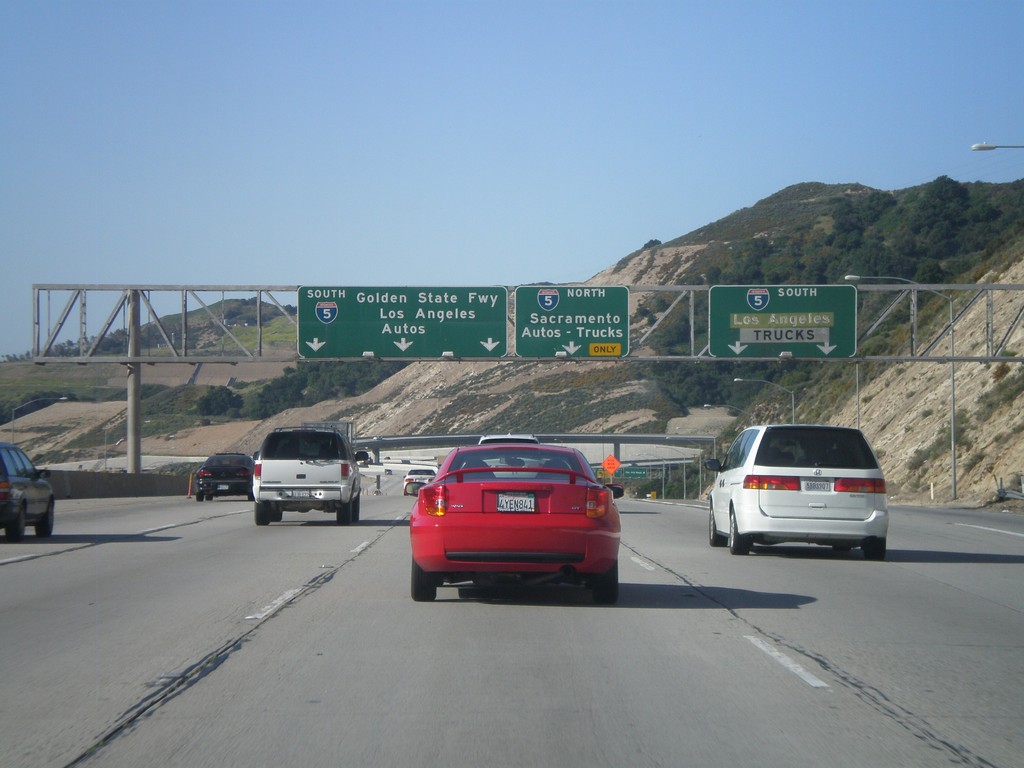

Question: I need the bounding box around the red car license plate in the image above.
[497,492,536,513]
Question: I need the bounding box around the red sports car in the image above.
[409,444,623,604]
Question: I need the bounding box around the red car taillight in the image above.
[197,468,211,478]
[0,479,9,501]
[254,463,262,479]
[835,477,887,493]
[586,487,610,518]
[421,484,447,517]
[743,475,801,491]
[341,463,350,478]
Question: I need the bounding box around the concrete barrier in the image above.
[47,470,189,500]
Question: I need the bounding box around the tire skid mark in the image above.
[620,540,1001,768]
[63,521,399,767]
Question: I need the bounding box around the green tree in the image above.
[197,386,243,416]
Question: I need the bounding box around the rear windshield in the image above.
[754,427,878,470]
[206,454,252,467]
[261,431,349,461]
[445,448,593,482]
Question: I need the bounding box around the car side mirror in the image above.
[354,450,370,463]
[404,480,427,496]
[605,482,625,499]
[703,458,722,472]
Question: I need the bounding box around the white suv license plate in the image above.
[287,490,314,498]
[802,480,832,492]
[497,492,536,513]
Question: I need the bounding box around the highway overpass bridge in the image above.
[353,433,717,466]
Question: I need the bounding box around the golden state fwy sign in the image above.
[298,285,630,359]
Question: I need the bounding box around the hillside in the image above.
[6,177,1024,505]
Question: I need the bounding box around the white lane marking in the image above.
[1,554,40,565]
[137,524,178,535]
[955,523,1024,538]
[351,541,370,553]
[630,556,656,572]
[245,588,303,620]
[746,636,830,689]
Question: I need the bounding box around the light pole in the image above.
[10,396,68,442]
[845,274,957,500]
[732,378,796,423]
[971,143,1024,151]
[702,403,753,418]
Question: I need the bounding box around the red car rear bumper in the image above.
[410,512,620,575]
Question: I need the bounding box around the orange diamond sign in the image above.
[602,455,621,475]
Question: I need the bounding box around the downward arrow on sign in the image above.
[306,338,326,352]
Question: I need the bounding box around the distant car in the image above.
[194,452,255,501]
[0,442,55,542]
[403,468,436,489]
[253,427,369,526]
[704,425,889,560]
[409,443,623,603]
[477,434,540,444]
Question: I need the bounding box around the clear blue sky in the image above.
[2,0,1022,358]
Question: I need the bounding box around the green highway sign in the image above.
[514,286,630,358]
[708,285,857,358]
[298,286,508,359]
[616,466,649,478]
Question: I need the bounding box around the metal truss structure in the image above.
[25,282,1024,476]
[30,282,1024,365]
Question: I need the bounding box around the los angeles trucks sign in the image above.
[708,285,857,359]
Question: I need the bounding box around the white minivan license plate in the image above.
[497,492,536,513]
[802,480,832,492]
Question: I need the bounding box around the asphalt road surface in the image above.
[1,479,1022,768]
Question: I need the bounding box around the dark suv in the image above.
[0,442,56,542]
[194,452,255,501]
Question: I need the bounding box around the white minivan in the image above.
[704,425,889,560]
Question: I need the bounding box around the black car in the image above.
[194,452,255,501]
[0,442,56,542]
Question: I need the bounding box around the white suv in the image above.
[253,428,369,526]
[704,425,889,559]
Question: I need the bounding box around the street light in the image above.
[702,403,753,418]
[845,274,957,500]
[732,378,796,423]
[10,396,68,442]
[971,143,1024,151]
